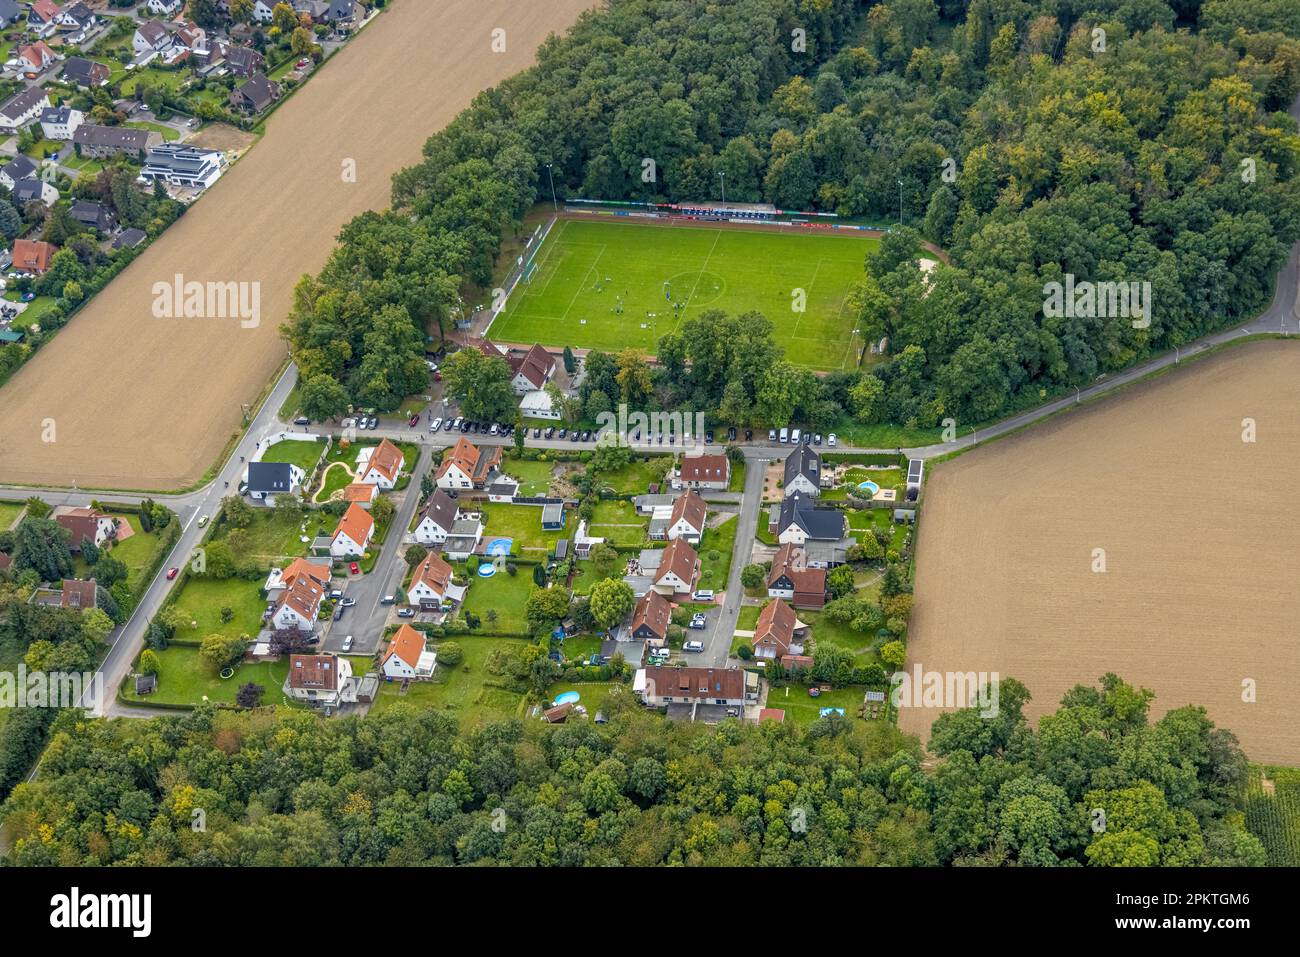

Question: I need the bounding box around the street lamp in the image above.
[544,162,558,212]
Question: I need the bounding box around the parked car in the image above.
[381,595,396,605]
[727,427,737,441]
[349,562,360,575]
[692,589,714,602]
[684,640,705,652]
[791,428,802,444]
[397,607,415,618]
[544,426,555,439]
[687,617,706,630]
[581,430,591,441]
[490,422,499,435]
[293,416,310,426]
[779,428,788,443]
[745,429,753,441]
[814,433,822,446]
[332,607,344,621]
[408,413,420,427]
[827,433,837,447]
[533,428,541,438]
[328,589,343,600]
[340,597,356,607]
[430,416,443,432]
[769,429,777,441]
[705,430,714,443]
[557,427,567,439]
[341,635,354,651]
[570,430,581,443]
[165,567,179,580]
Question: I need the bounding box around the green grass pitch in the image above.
[487,217,880,372]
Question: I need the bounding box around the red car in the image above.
[349,562,360,575]
[408,413,421,427]
[165,567,179,580]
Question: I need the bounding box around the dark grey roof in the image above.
[61,57,108,86]
[74,124,152,152]
[113,228,147,249]
[0,0,21,25]
[11,179,46,204]
[778,494,844,540]
[419,489,458,533]
[39,106,74,124]
[784,444,821,487]
[71,200,115,230]
[0,86,46,122]
[2,154,36,181]
[247,461,293,494]
[232,72,278,111]
[326,0,355,20]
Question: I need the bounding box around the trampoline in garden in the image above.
[485,538,513,556]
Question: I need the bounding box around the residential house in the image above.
[39,106,83,141]
[434,437,501,490]
[766,542,828,609]
[53,507,115,553]
[146,0,182,14]
[12,178,59,208]
[574,519,605,559]
[61,57,110,88]
[477,339,556,395]
[412,489,459,545]
[329,502,374,558]
[270,572,325,631]
[773,493,846,546]
[17,41,58,76]
[0,87,51,134]
[342,482,377,509]
[283,654,353,707]
[133,20,172,58]
[222,44,264,77]
[60,578,98,611]
[54,1,95,40]
[27,0,60,37]
[679,453,730,491]
[752,598,806,660]
[0,155,37,191]
[783,445,823,498]
[10,238,55,274]
[629,590,671,646]
[407,550,458,611]
[356,437,404,489]
[264,557,331,599]
[652,538,700,597]
[0,0,22,27]
[251,0,277,21]
[113,228,147,250]
[637,665,745,708]
[246,461,304,504]
[74,124,157,160]
[647,490,706,543]
[69,199,117,234]
[138,144,226,190]
[381,624,438,680]
[229,72,280,113]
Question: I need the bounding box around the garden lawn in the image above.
[846,507,907,552]
[696,514,737,592]
[169,577,267,642]
[801,609,879,666]
[587,499,647,545]
[479,503,573,555]
[595,455,670,495]
[315,462,353,502]
[0,500,24,530]
[219,509,323,565]
[500,454,555,496]
[259,439,325,474]
[459,563,533,634]
[546,681,624,711]
[370,637,528,725]
[120,646,289,708]
[727,459,746,492]
[103,512,165,590]
[124,120,179,141]
[765,683,866,725]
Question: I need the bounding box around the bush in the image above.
[137,649,161,675]
[437,641,463,666]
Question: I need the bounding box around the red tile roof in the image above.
[332,502,373,549]
[12,239,55,274]
[630,590,671,641]
[654,538,699,587]
[754,598,797,657]
[383,624,426,670]
[669,490,707,533]
[681,453,729,484]
[364,438,403,483]
[288,654,340,691]
[412,550,452,595]
[642,665,744,702]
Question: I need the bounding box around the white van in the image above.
[684,640,704,653]
[791,428,801,444]
[779,427,789,443]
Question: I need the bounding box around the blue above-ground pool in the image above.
[554,691,580,706]
[477,563,497,577]
[857,480,880,494]
[485,537,513,556]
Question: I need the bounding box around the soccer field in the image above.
[488,217,880,371]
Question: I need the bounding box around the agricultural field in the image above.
[1245,765,1300,866]
[0,0,593,490]
[489,218,879,372]
[905,342,1300,765]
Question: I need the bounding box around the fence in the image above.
[481,213,559,336]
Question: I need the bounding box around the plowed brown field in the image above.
[903,340,1300,764]
[0,0,591,490]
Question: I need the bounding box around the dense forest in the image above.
[0,674,1266,866]
[282,0,1300,433]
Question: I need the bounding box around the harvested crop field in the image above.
[0,0,592,491]
[903,340,1300,765]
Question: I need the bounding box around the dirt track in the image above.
[903,340,1300,764]
[0,0,591,490]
